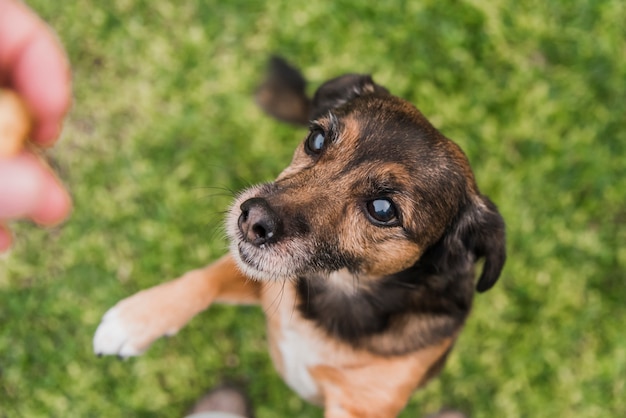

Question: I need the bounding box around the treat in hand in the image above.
[0,89,31,157]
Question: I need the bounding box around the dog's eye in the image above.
[305,131,326,155]
[366,198,398,225]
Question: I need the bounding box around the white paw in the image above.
[93,306,145,358]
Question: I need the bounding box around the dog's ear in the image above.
[310,74,389,120]
[255,56,312,126]
[461,197,506,292]
[440,196,506,292]
[255,56,389,124]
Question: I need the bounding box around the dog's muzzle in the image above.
[238,197,284,247]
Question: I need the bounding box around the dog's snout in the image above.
[238,198,283,246]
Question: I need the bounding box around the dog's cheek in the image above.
[336,214,422,276]
[365,240,422,276]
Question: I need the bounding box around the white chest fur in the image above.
[276,311,323,402]
[262,272,362,405]
[262,281,334,405]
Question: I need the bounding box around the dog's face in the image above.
[227,75,505,293]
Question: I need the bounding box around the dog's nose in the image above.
[238,197,283,246]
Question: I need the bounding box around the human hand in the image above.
[0,0,72,252]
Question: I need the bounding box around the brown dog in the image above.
[94,57,506,417]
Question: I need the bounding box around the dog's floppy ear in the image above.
[310,74,389,120]
[441,196,506,292]
[462,197,506,292]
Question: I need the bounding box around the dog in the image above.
[93,57,506,417]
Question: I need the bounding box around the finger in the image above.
[0,0,72,145]
[0,223,12,252]
[11,30,72,145]
[0,152,71,224]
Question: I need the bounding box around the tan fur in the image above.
[310,338,453,418]
[100,256,260,352]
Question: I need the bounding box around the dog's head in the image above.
[228,73,505,293]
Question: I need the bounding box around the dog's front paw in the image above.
[93,287,183,358]
[93,305,146,357]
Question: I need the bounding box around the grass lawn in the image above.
[1,0,625,416]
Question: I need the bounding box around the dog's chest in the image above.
[261,282,339,405]
[275,312,323,402]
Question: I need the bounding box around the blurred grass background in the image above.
[1,0,625,416]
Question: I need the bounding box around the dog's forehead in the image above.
[316,95,452,170]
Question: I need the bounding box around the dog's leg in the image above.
[93,254,260,357]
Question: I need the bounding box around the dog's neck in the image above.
[295,255,475,356]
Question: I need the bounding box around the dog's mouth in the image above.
[229,230,317,282]
[230,239,305,281]
[226,185,312,281]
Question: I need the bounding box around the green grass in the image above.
[1,0,624,416]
